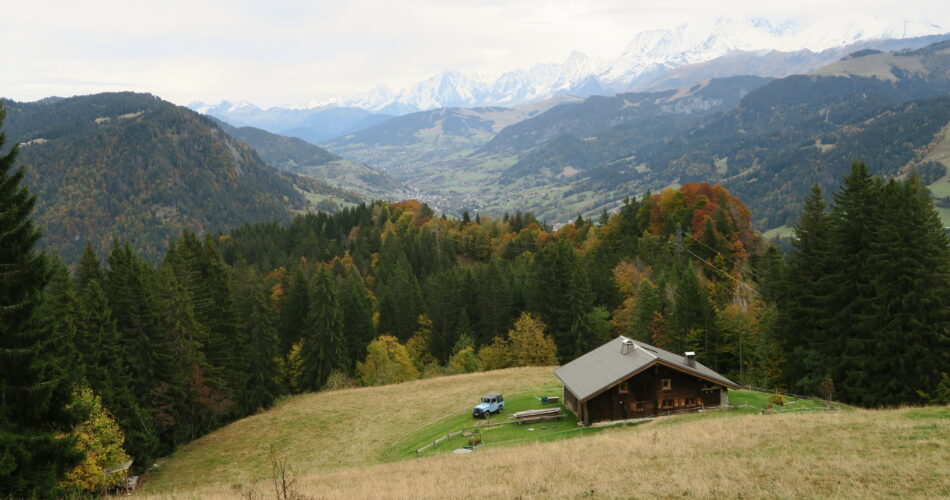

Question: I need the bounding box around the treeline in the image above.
[776,163,950,406]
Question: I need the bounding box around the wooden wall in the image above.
[579,364,726,425]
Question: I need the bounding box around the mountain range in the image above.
[192,16,947,129]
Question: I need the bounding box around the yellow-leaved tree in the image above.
[60,386,130,494]
[447,346,481,374]
[508,313,558,366]
[357,335,419,386]
[477,336,512,370]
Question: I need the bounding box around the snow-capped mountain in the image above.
[333,16,944,112]
[191,16,946,131]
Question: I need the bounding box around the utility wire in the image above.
[682,232,763,281]
[681,246,760,297]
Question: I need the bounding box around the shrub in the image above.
[768,393,786,407]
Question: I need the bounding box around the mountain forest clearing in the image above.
[136,367,947,499]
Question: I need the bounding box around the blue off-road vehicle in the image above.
[472,392,504,418]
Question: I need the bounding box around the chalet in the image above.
[554,336,739,426]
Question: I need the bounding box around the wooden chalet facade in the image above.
[554,337,739,426]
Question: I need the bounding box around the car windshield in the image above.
[481,398,489,403]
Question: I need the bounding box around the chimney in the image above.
[684,351,696,367]
[621,339,635,355]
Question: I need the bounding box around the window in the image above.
[629,401,639,412]
[661,399,674,409]
[618,382,629,394]
[661,379,672,391]
[684,398,697,406]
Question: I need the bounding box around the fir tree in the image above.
[300,267,346,390]
[232,265,281,411]
[75,244,104,292]
[278,267,310,354]
[0,108,83,496]
[862,178,950,405]
[826,162,883,405]
[339,267,376,370]
[780,185,834,392]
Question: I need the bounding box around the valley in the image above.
[4,8,950,499]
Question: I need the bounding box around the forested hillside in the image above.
[491,40,950,227]
[1,93,307,262]
[215,119,405,200]
[3,98,949,496]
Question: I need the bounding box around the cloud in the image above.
[2,0,948,107]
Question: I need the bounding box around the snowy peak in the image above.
[195,16,947,117]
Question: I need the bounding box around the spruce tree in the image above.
[300,267,346,390]
[75,278,155,467]
[780,185,834,392]
[827,162,882,405]
[339,267,376,370]
[278,267,310,354]
[75,244,104,292]
[863,178,950,405]
[0,108,83,496]
[232,265,281,411]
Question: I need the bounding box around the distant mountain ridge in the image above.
[213,119,404,200]
[490,39,950,228]
[189,102,393,144]
[192,16,946,122]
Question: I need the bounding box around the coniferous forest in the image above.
[1,106,949,497]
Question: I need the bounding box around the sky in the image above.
[3,0,948,108]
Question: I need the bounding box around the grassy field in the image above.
[140,367,559,493]
[138,368,947,499]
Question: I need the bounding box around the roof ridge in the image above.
[619,336,657,358]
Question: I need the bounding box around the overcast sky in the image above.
[4,0,948,107]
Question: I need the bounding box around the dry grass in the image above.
[142,405,949,499]
[140,367,559,493]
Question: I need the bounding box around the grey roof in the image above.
[553,336,738,402]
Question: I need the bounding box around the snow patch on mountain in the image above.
[193,16,946,118]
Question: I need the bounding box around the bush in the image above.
[768,393,786,407]
[321,371,360,391]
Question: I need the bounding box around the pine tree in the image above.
[232,265,281,411]
[74,278,154,470]
[278,267,310,354]
[780,185,834,392]
[565,254,598,360]
[475,259,512,346]
[75,244,104,292]
[0,108,83,496]
[529,239,574,353]
[376,244,423,341]
[862,178,950,405]
[300,267,346,390]
[672,265,713,356]
[339,267,376,370]
[826,162,882,405]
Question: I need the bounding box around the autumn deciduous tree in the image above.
[60,386,130,494]
[356,336,419,386]
[477,336,512,370]
[508,313,558,366]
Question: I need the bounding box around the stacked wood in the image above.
[517,414,566,425]
[511,408,561,419]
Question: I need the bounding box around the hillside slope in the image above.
[139,366,947,499]
[3,92,306,261]
[215,119,404,199]
[325,95,582,178]
[465,39,950,227]
[141,367,558,493]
